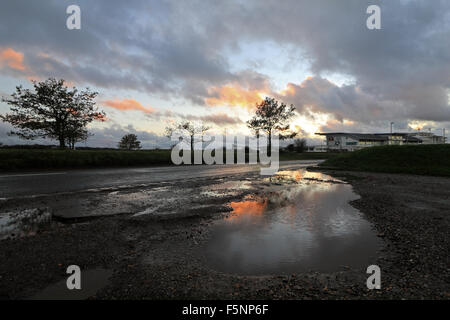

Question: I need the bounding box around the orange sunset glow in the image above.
[0,48,26,71]
[227,199,268,220]
[103,98,155,114]
[205,84,267,109]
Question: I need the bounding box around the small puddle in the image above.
[202,169,381,275]
[31,268,112,300]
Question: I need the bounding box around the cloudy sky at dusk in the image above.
[1,0,449,148]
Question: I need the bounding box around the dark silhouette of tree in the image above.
[246,97,297,155]
[294,138,307,153]
[118,134,141,150]
[0,78,105,148]
[65,120,90,149]
[247,117,263,139]
[286,143,295,152]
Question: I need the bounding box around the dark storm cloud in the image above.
[275,76,410,123]
[1,0,449,125]
[0,0,234,95]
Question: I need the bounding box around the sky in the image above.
[0,0,449,148]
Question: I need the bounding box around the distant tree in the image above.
[286,143,295,152]
[0,78,105,148]
[118,134,141,150]
[294,138,307,153]
[246,97,297,155]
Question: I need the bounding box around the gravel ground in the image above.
[0,169,449,300]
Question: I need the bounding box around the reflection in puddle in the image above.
[203,169,381,275]
[31,268,112,300]
[0,208,52,240]
[225,199,267,221]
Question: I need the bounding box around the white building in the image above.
[316,132,445,152]
[407,132,446,144]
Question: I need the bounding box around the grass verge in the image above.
[320,144,450,177]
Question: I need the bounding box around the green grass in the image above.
[0,149,334,171]
[320,144,450,177]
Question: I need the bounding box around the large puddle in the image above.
[202,169,382,275]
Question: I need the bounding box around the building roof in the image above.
[315,132,388,141]
[373,133,406,136]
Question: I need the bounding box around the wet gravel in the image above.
[0,169,449,300]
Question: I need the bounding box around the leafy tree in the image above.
[247,117,263,139]
[65,119,90,149]
[286,143,295,152]
[118,133,141,150]
[247,97,297,155]
[0,78,105,148]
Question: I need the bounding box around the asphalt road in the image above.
[0,160,322,198]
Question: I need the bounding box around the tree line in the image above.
[1,78,307,151]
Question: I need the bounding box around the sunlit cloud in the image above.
[205,84,267,109]
[0,48,27,71]
[408,120,434,131]
[279,76,314,96]
[102,98,156,114]
[290,112,331,137]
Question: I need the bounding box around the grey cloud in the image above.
[277,76,411,123]
[147,109,242,126]
[184,113,242,126]
[0,0,449,124]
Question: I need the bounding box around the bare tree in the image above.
[1,78,105,148]
[165,121,210,153]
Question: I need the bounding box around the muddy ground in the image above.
[0,167,449,300]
